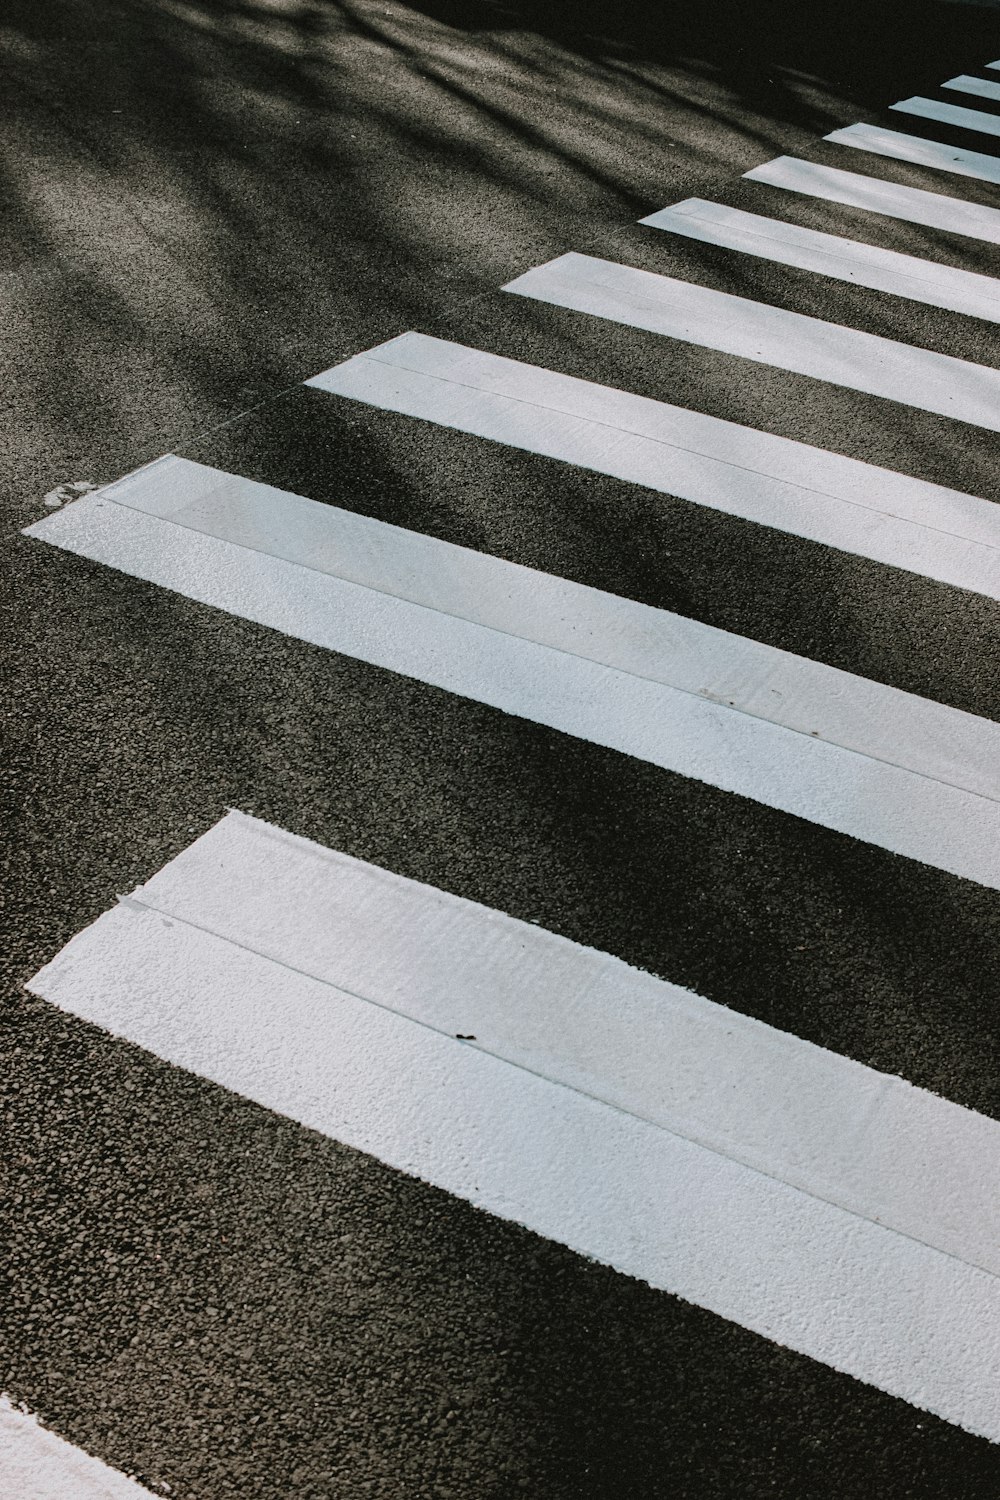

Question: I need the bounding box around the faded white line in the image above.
[0,1397,158,1500]
[826,123,1000,185]
[26,818,1000,1445]
[505,251,1000,431]
[24,471,1000,888]
[745,156,1000,244]
[642,198,1000,321]
[943,73,1000,103]
[311,332,1000,598]
[892,95,1000,138]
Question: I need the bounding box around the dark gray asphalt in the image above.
[4,1,1000,1495]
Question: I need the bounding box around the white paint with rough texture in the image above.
[312,333,1000,598]
[504,252,1000,431]
[0,1398,158,1500]
[745,156,1000,243]
[35,454,1000,799]
[26,813,1000,1445]
[642,198,1000,320]
[826,122,1000,184]
[24,465,1000,888]
[105,810,1000,1276]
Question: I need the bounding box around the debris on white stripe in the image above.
[504,252,1000,431]
[891,95,1000,138]
[943,73,1000,103]
[313,333,1000,598]
[26,815,1000,1444]
[0,1397,160,1499]
[23,465,1000,889]
[41,480,98,510]
[108,808,1000,1279]
[745,155,1000,244]
[827,122,1000,184]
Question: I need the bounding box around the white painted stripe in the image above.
[826,122,1000,185]
[641,198,1000,321]
[943,73,1000,103]
[311,332,1000,598]
[504,252,1000,431]
[27,817,1000,1445]
[745,155,1000,245]
[892,95,1000,138]
[0,1397,157,1500]
[48,454,1000,798]
[25,468,1000,888]
[101,809,1000,1281]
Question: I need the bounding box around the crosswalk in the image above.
[744,155,1000,242]
[642,199,1000,320]
[25,454,1000,885]
[504,252,1000,428]
[892,93,1000,139]
[944,72,1000,103]
[12,38,1000,1494]
[825,120,1000,183]
[27,812,1000,1444]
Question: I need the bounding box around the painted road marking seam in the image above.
[24,479,1000,888]
[107,809,1000,1281]
[312,333,1000,597]
[26,814,1000,1446]
[44,451,999,801]
[504,252,1000,432]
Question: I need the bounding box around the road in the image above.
[3,0,1000,1495]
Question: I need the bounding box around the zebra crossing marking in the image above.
[312,333,1000,598]
[26,813,1000,1447]
[25,462,1000,889]
[891,95,1000,139]
[505,252,1000,431]
[744,156,1000,244]
[641,198,1000,321]
[943,74,1000,103]
[40,453,1000,798]
[89,809,1000,1279]
[825,122,1000,184]
[19,39,1000,1457]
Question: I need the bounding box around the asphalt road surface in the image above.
[4,1,1000,1495]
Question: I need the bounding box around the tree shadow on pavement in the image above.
[2,0,997,509]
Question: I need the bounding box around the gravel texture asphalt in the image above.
[4,1,1000,1495]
